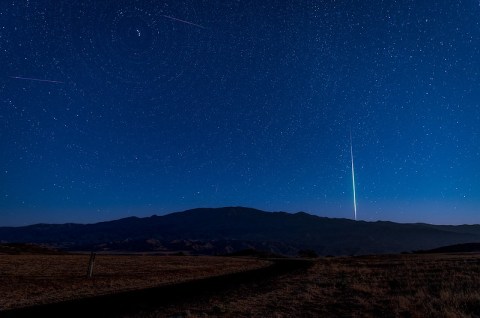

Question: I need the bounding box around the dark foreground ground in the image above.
[0,255,269,312]
[126,253,480,318]
[2,253,480,317]
[1,257,309,318]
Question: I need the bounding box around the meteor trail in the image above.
[9,76,64,84]
[350,131,357,221]
[161,15,206,29]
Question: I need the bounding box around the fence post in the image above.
[87,251,96,278]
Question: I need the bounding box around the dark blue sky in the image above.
[1,0,479,226]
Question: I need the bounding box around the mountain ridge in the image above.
[1,207,479,256]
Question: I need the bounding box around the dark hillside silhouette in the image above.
[1,207,479,255]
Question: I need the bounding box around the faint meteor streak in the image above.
[9,76,64,84]
[162,15,206,29]
[350,131,357,221]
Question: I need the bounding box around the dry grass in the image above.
[3,253,479,317]
[0,255,269,311]
[143,253,480,318]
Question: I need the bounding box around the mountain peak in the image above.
[1,207,480,256]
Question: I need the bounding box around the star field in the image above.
[1,0,479,225]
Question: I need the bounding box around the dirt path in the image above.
[2,258,313,318]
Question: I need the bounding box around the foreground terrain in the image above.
[2,253,480,317]
[139,253,480,318]
[0,255,269,311]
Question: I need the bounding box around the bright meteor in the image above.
[350,131,357,221]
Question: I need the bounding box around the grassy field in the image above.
[0,255,269,311]
[139,253,480,318]
[2,253,480,317]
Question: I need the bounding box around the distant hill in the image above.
[416,242,480,254]
[1,207,479,256]
[0,243,64,255]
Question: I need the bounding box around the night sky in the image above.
[1,0,479,226]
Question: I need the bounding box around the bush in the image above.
[298,249,318,258]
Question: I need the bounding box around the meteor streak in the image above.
[350,131,357,221]
[9,76,64,84]
[162,15,206,29]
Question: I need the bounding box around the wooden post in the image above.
[87,252,96,278]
